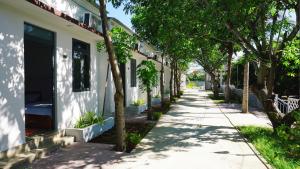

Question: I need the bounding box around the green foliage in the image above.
[74,112,104,128]
[153,112,162,121]
[179,91,184,96]
[126,132,142,145]
[195,44,227,78]
[133,99,145,106]
[282,37,300,77]
[239,126,300,169]
[97,27,136,64]
[154,94,160,98]
[186,82,198,89]
[137,60,159,91]
[187,71,205,81]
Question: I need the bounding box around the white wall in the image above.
[0,2,106,152]
[125,52,148,106]
[0,5,25,152]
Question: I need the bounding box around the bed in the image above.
[25,103,53,129]
[25,103,53,116]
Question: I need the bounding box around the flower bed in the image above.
[65,117,114,142]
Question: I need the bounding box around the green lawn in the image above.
[207,93,225,104]
[238,126,300,169]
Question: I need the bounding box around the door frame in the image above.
[24,22,57,130]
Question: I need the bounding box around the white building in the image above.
[0,0,171,154]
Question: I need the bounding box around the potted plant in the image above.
[65,112,114,142]
[126,99,147,114]
[152,94,161,105]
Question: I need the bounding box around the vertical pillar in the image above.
[242,61,249,113]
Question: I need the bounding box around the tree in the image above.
[98,0,126,151]
[195,44,227,98]
[136,60,159,119]
[242,61,249,113]
[201,0,299,102]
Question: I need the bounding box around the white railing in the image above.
[274,94,299,114]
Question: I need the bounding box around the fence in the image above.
[274,94,300,114]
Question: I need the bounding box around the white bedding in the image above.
[25,103,52,116]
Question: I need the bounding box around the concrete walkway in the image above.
[28,89,270,169]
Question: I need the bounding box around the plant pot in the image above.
[152,98,161,105]
[65,117,114,142]
[126,104,147,115]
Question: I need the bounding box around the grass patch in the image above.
[208,93,241,104]
[187,82,198,89]
[238,126,300,169]
[208,93,225,104]
[153,112,162,121]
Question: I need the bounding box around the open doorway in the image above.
[24,23,55,136]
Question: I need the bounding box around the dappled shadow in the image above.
[27,143,133,169]
[131,123,244,158]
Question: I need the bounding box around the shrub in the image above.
[126,132,142,145]
[179,90,184,95]
[74,112,104,128]
[154,94,160,98]
[239,126,300,169]
[186,82,197,89]
[133,99,145,106]
[153,112,162,121]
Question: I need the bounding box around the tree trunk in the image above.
[99,0,125,152]
[173,63,177,97]
[160,54,165,107]
[225,44,233,102]
[177,71,181,95]
[264,99,298,133]
[242,61,249,113]
[174,63,177,97]
[147,87,152,120]
[211,74,219,98]
[170,61,174,100]
[267,61,276,98]
[253,63,268,109]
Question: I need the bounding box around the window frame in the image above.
[72,38,91,92]
[130,59,137,87]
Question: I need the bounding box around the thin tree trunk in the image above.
[242,61,249,113]
[174,62,178,96]
[160,54,165,107]
[267,61,276,98]
[99,0,125,152]
[177,71,181,95]
[225,44,233,102]
[147,87,152,119]
[170,61,174,100]
[211,74,219,98]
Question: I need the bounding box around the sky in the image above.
[107,2,133,29]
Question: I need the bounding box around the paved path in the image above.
[28,89,269,169]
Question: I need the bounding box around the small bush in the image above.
[126,132,142,145]
[74,112,104,128]
[186,82,197,89]
[154,94,160,98]
[133,99,145,106]
[153,112,162,121]
[179,90,184,95]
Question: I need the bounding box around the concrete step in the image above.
[0,136,74,169]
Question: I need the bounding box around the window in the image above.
[72,39,90,92]
[130,59,137,87]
